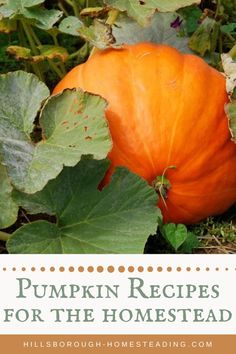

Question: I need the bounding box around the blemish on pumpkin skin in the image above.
[84,115,89,119]
[84,126,88,132]
[61,121,68,125]
[85,136,92,140]
[69,144,76,148]
[136,51,152,60]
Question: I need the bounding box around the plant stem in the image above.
[65,0,73,6]
[89,46,100,58]
[58,1,69,17]
[18,21,28,47]
[68,42,88,60]
[28,24,41,46]
[71,0,80,18]
[50,31,67,75]
[218,32,223,54]
[21,20,45,81]
[21,20,39,56]
[0,231,10,242]
[215,0,221,19]
[18,21,31,72]
[225,32,236,42]
[27,21,65,78]
[48,60,64,78]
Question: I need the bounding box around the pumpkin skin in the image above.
[53,42,236,224]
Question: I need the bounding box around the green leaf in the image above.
[0,1,45,17]
[162,223,188,251]
[7,221,63,253]
[188,17,220,56]
[178,231,199,253]
[178,5,202,34]
[225,101,236,142]
[0,163,18,229]
[8,159,160,254]
[105,0,154,26]
[143,0,201,12]
[113,12,192,53]
[221,23,236,34]
[59,16,115,49]
[59,16,83,36]
[22,7,63,30]
[0,1,62,30]
[0,71,49,136]
[105,0,200,26]
[79,19,116,49]
[0,71,111,194]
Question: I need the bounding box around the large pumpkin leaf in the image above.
[0,0,62,30]
[9,159,160,254]
[0,71,49,136]
[143,0,201,12]
[0,71,111,194]
[105,0,200,26]
[0,163,18,228]
[113,12,192,53]
[22,7,63,30]
[0,1,44,18]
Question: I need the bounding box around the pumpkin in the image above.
[53,42,236,224]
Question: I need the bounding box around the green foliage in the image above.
[178,5,202,34]
[59,16,83,36]
[1,0,236,254]
[160,222,199,253]
[221,23,236,34]
[78,19,115,49]
[0,164,18,228]
[0,71,111,194]
[8,159,160,254]
[104,0,200,26]
[113,12,192,52]
[0,0,62,30]
[189,17,220,56]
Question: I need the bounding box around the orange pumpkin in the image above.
[53,42,236,224]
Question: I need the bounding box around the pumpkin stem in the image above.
[152,165,176,208]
